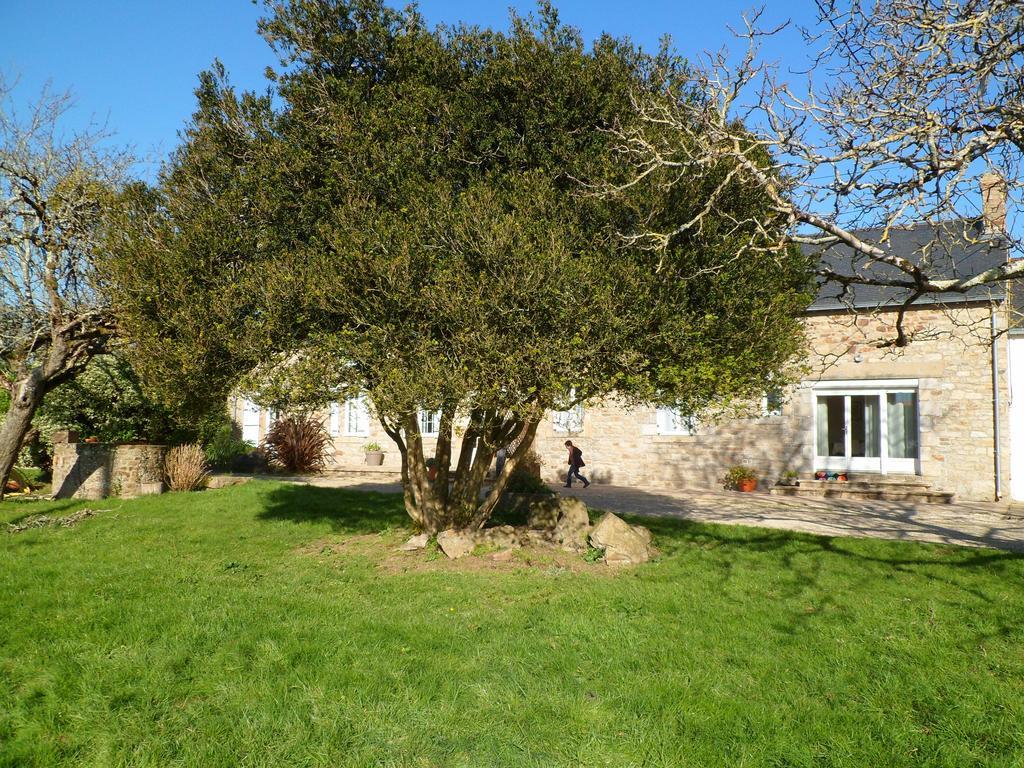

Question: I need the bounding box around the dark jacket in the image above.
[568,446,585,468]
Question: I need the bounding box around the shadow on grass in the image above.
[254,480,1024,612]
[257,482,409,535]
[1,498,93,526]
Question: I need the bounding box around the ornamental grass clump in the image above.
[263,413,331,474]
[164,443,210,491]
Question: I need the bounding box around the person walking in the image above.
[563,440,590,488]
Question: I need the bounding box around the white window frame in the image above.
[344,395,370,437]
[418,409,441,437]
[329,402,341,436]
[812,379,920,475]
[762,388,784,418]
[552,389,584,434]
[240,398,262,445]
[656,406,697,436]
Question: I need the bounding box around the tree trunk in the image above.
[383,408,543,535]
[469,418,541,530]
[0,370,46,500]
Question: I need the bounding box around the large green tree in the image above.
[105,0,812,532]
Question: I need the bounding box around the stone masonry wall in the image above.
[530,304,1010,502]
[52,432,166,500]
[230,304,1010,502]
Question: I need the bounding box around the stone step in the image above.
[771,483,954,504]
[798,472,930,487]
[323,467,403,481]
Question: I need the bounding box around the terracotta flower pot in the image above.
[737,477,757,492]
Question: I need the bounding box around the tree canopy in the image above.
[105,0,813,531]
[608,0,1021,344]
[0,80,128,495]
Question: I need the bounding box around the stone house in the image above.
[232,181,1018,503]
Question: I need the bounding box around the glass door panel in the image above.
[886,392,919,460]
[850,395,881,458]
[816,395,846,458]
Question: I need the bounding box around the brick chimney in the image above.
[980,171,1007,234]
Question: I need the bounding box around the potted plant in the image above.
[776,469,800,487]
[723,465,758,492]
[363,442,385,466]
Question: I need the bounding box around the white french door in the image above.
[814,380,920,474]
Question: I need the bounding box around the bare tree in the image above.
[605,0,1021,344]
[0,80,127,495]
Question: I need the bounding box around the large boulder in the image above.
[589,512,655,566]
[552,498,591,552]
[527,497,562,530]
[475,524,523,549]
[527,496,592,552]
[437,529,475,559]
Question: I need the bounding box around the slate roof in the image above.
[807,219,1009,312]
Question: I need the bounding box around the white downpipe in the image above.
[993,306,1003,500]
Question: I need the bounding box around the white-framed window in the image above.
[240,398,262,445]
[329,402,341,436]
[418,409,441,437]
[345,394,370,436]
[762,388,784,418]
[552,389,584,433]
[656,406,697,435]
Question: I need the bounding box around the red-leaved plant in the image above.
[262,413,332,474]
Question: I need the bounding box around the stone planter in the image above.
[52,436,167,499]
[364,450,385,466]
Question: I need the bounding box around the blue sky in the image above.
[1,1,809,178]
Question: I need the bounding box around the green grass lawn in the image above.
[2,482,1023,767]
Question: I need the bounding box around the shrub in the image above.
[363,442,382,452]
[263,413,332,474]
[722,465,757,490]
[203,422,255,471]
[164,444,210,491]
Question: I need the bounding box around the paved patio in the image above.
[553,484,1024,553]
[292,474,1024,552]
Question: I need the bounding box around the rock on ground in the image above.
[589,512,655,566]
[398,533,430,551]
[206,475,252,490]
[527,497,563,530]
[475,525,523,549]
[437,529,476,559]
[552,498,591,552]
[527,496,593,552]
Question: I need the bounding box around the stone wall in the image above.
[529,304,1009,501]
[229,303,1010,501]
[52,431,166,500]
